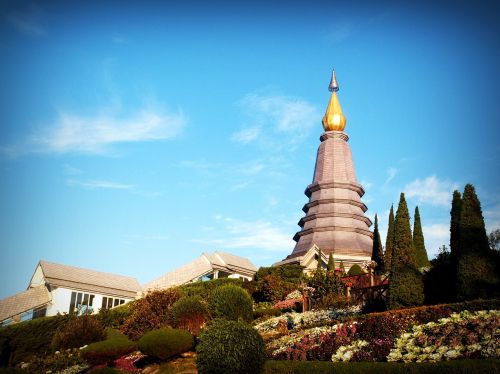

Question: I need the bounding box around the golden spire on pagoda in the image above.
[322,69,346,132]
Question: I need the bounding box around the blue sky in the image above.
[1,0,499,299]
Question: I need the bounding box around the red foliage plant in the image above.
[122,288,183,340]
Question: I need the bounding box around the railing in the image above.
[343,272,389,305]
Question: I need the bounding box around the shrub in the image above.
[80,328,136,365]
[254,265,304,283]
[254,274,297,303]
[0,314,72,366]
[347,264,364,276]
[180,278,244,301]
[172,296,208,335]
[306,269,346,308]
[98,303,133,329]
[122,288,182,340]
[138,328,194,360]
[51,315,105,350]
[208,285,253,322]
[196,319,265,374]
[254,307,282,321]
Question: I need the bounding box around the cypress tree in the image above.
[371,214,384,273]
[385,205,395,271]
[327,253,335,272]
[316,248,323,271]
[450,190,462,262]
[455,184,496,300]
[388,193,424,309]
[413,206,430,268]
[339,261,346,275]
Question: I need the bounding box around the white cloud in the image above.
[67,179,134,190]
[7,8,46,37]
[484,201,500,232]
[63,164,83,176]
[384,167,398,185]
[360,180,373,190]
[193,216,294,252]
[324,22,353,43]
[231,126,261,144]
[405,175,458,207]
[125,234,169,241]
[423,223,450,258]
[232,93,319,147]
[243,93,318,133]
[230,182,250,191]
[32,108,186,154]
[112,35,127,44]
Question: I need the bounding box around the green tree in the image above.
[371,214,384,273]
[339,261,346,275]
[327,253,335,272]
[317,248,323,271]
[413,206,430,268]
[424,245,455,304]
[450,190,462,263]
[455,184,497,300]
[385,205,395,271]
[388,193,424,309]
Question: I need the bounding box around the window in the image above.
[32,306,47,319]
[101,296,126,310]
[69,291,95,314]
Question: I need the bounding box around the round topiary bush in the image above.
[196,319,265,374]
[80,328,136,365]
[347,264,365,276]
[208,285,253,322]
[138,328,194,360]
[172,296,208,335]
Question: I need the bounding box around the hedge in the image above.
[80,328,136,365]
[97,303,133,329]
[179,278,244,301]
[0,315,71,367]
[138,328,194,360]
[354,298,500,325]
[263,359,500,374]
[51,315,105,350]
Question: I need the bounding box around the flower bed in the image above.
[255,306,361,334]
[263,304,500,363]
[267,325,338,359]
[387,310,500,363]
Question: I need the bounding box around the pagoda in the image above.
[276,69,373,271]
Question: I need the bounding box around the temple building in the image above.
[275,69,373,272]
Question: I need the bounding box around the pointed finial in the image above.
[322,68,346,131]
[328,68,339,92]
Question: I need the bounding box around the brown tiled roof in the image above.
[214,251,257,273]
[39,261,142,298]
[144,251,257,291]
[0,285,51,322]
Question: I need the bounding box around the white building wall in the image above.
[29,265,45,287]
[45,287,134,316]
[228,273,252,281]
[46,287,72,316]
